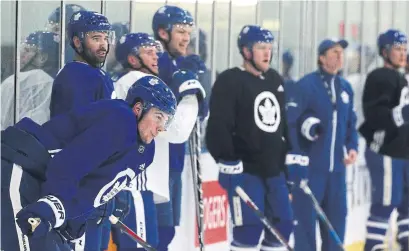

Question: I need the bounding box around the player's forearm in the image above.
[161,95,199,143]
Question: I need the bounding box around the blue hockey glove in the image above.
[58,216,87,241]
[285,153,309,185]
[300,112,322,141]
[218,160,244,194]
[171,69,206,102]
[393,87,409,126]
[112,190,132,221]
[16,195,66,238]
[178,54,207,74]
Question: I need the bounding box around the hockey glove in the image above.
[285,153,309,186]
[218,160,244,194]
[58,216,87,241]
[300,112,322,141]
[16,195,66,238]
[112,190,132,221]
[393,86,409,127]
[171,69,206,102]
[178,54,207,75]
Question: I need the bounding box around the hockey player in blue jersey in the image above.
[47,4,87,64]
[359,29,409,251]
[50,10,116,117]
[1,75,176,251]
[152,5,208,250]
[49,10,117,251]
[206,25,294,251]
[286,38,358,251]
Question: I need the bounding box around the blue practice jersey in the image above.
[50,62,115,117]
[14,99,154,219]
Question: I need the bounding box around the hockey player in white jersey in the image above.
[1,31,59,130]
[112,32,163,250]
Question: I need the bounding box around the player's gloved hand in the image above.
[16,195,66,238]
[285,153,309,186]
[300,112,322,141]
[178,54,207,74]
[113,190,132,221]
[218,160,244,193]
[393,86,409,126]
[171,69,206,102]
[58,216,87,241]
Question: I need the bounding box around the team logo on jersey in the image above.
[254,91,281,133]
[93,168,135,207]
[341,91,349,104]
[138,145,145,153]
[149,78,159,86]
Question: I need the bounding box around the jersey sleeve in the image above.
[205,72,238,162]
[161,94,199,143]
[42,109,135,219]
[362,72,399,133]
[344,84,358,151]
[285,80,309,155]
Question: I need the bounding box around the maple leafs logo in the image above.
[258,98,277,125]
[254,91,281,133]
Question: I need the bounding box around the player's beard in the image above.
[84,47,107,68]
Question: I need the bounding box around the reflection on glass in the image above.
[105,1,130,77]
[230,3,257,67]
[1,0,17,128]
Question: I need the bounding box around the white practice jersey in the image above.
[1,69,53,129]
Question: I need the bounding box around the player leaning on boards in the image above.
[206,25,294,251]
[286,38,358,251]
[1,75,176,251]
[359,29,409,251]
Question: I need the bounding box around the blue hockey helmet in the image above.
[126,75,177,127]
[237,25,274,55]
[152,5,194,41]
[115,33,163,68]
[47,4,86,28]
[67,10,114,49]
[282,50,294,67]
[21,31,60,69]
[377,29,407,56]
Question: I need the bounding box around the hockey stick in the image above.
[299,180,345,251]
[235,186,293,251]
[188,119,205,251]
[109,215,156,251]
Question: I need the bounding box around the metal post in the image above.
[60,0,66,68]
[14,0,22,124]
[210,0,217,85]
[277,0,283,73]
[227,0,233,68]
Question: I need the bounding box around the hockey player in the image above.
[359,29,409,251]
[282,49,295,84]
[206,25,293,251]
[46,4,87,64]
[111,32,162,250]
[1,75,176,251]
[152,5,208,250]
[1,31,59,130]
[50,10,115,117]
[49,10,116,251]
[286,38,358,251]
